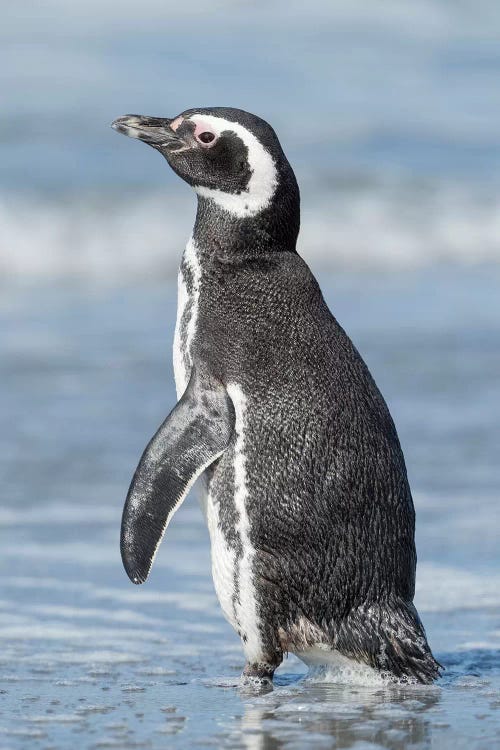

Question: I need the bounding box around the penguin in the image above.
[111,107,441,685]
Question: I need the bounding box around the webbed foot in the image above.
[240,661,276,692]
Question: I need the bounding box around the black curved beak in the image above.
[111,114,181,148]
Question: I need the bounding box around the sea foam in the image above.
[1,181,499,282]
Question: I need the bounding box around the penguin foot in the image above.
[239,674,273,693]
[240,661,276,691]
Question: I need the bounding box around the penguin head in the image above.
[112,107,298,222]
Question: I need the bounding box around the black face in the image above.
[111,107,287,196]
[166,115,253,193]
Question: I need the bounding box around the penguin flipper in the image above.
[120,366,235,585]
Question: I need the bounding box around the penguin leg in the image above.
[240,632,283,686]
[120,365,235,584]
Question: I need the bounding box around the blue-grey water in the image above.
[1,0,500,747]
[2,0,500,280]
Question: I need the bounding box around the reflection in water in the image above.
[239,678,441,750]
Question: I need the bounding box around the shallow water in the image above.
[1,269,499,749]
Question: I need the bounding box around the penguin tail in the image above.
[336,599,442,684]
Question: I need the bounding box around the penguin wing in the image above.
[120,366,235,584]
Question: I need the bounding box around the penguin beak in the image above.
[111,115,181,148]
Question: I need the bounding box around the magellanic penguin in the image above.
[111,108,441,685]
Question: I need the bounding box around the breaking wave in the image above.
[1,181,499,282]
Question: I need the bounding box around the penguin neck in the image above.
[192,188,300,263]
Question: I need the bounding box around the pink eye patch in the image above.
[170,116,184,132]
[192,120,218,146]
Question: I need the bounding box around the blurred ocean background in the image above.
[1,1,500,748]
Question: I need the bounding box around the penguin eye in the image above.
[199,132,214,143]
[197,131,216,145]
[191,120,218,147]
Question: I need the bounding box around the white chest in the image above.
[205,385,262,662]
[173,237,201,398]
[172,248,263,660]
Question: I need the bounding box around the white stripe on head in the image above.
[188,114,278,218]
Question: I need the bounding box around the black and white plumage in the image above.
[111,107,441,685]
